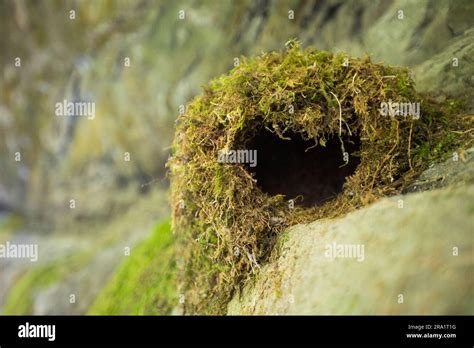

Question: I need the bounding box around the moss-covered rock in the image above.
[0,188,170,314]
[168,42,471,314]
[3,251,91,315]
[88,219,177,315]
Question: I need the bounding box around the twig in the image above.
[330,91,342,136]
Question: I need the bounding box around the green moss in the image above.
[3,251,91,314]
[3,266,61,314]
[412,100,470,166]
[275,229,291,254]
[88,218,177,315]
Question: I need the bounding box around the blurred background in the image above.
[0,0,473,314]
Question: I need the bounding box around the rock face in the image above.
[0,188,170,314]
[228,153,474,314]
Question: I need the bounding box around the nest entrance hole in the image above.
[246,129,361,207]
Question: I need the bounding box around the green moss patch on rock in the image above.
[88,218,177,315]
[3,251,91,314]
[168,41,472,314]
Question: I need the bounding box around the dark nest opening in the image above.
[246,130,361,207]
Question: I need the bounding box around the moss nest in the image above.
[168,41,472,314]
